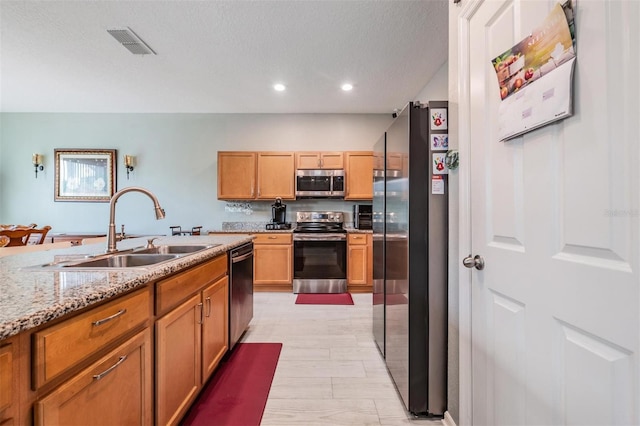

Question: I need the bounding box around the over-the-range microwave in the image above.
[295,169,345,198]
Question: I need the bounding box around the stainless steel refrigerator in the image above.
[372,101,448,417]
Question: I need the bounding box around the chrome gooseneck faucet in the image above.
[107,186,166,253]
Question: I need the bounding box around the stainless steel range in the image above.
[292,211,347,294]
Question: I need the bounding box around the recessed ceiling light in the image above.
[341,83,353,92]
[274,83,286,92]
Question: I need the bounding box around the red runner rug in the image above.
[295,293,354,305]
[181,343,282,426]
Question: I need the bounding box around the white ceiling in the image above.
[0,0,448,114]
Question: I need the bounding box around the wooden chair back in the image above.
[0,228,35,246]
[0,223,36,230]
[27,226,52,245]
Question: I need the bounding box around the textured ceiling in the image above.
[0,0,448,114]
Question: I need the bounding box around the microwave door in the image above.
[296,175,332,197]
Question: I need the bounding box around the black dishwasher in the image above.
[228,242,254,350]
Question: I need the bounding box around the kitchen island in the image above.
[0,234,252,426]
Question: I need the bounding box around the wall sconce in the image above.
[32,153,44,178]
[124,155,135,179]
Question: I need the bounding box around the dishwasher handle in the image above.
[231,251,253,263]
[230,242,254,263]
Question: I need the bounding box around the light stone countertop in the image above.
[0,234,252,341]
[209,221,372,234]
[344,227,373,234]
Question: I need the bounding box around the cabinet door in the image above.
[218,152,256,200]
[156,294,202,426]
[347,244,368,285]
[295,152,321,169]
[34,329,152,426]
[0,338,16,425]
[257,152,295,199]
[201,276,228,382]
[367,234,373,285]
[345,152,373,200]
[319,152,344,169]
[254,244,292,285]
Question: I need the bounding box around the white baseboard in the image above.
[442,411,457,426]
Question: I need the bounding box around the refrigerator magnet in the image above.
[430,134,449,151]
[433,153,448,174]
[432,176,445,195]
[430,108,448,130]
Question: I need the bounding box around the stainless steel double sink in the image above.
[30,244,219,270]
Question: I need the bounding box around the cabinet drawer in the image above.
[156,254,227,316]
[33,288,150,389]
[348,234,368,245]
[34,329,152,426]
[253,233,292,245]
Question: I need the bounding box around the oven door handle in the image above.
[293,234,346,241]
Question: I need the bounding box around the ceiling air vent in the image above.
[107,27,156,55]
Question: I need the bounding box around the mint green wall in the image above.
[0,113,392,234]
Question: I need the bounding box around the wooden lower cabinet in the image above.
[155,272,229,426]
[1,253,231,426]
[34,329,152,426]
[32,288,150,389]
[253,234,292,290]
[201,276,228,382]
[0,337,17,425]
[156,293,202,426]
[347,234,373,292]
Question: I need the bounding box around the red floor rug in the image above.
[295,293,354,305]
[181,343,282,426]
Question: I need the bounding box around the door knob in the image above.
[463,254,485,270]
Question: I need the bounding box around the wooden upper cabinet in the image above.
[257,152,295,199]
[295,152,343,169]
[345,151,373,200]
[217,152,256,200]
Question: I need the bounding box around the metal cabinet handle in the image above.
[92,309,127,326]
[93,355,127,380]
[197,302,204,324]
[463,254,485,271]
[205,297,212,317]
[268,236,277,239]
[251,182,255,197]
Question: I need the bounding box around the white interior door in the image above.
[462,0,639,424]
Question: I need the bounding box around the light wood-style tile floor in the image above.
[240,292,444,426]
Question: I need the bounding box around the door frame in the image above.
[455,0,484,425]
